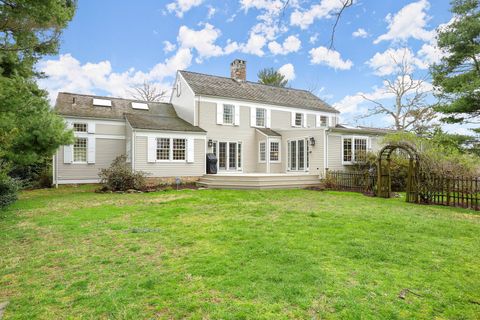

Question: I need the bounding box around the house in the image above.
[53,59,386,188]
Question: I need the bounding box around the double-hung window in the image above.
[259,142,266,162]
[295,113,303,127]
[270,141,279,162]
[223,104,234,124]
[73,123,87,132]
[156,138,186,161]
[157,138,170,160]
[343,137,368,164]
[73,137,87,163]
[256,108,266,127]
[173,139,186,160]
[320,116,328,127]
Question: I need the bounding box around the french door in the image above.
[216,141,242,171]
[288,139,309,172]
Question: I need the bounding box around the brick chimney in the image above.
[230,59,246,82]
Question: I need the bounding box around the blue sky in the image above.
[38,0,466,131]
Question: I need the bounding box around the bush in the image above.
[99,155,146,192]
[9,158,52,189]
[0,174,19,210]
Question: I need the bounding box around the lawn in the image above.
[1,186,479,319]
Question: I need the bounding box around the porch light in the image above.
[208,139,213,147]
[309,137,315,146]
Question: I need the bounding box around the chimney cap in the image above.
[231,59,246,65]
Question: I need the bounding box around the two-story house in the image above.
[53,59,386,188]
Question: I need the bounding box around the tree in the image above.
[360,49,436,133]
[431,0,480,129]
[258,68,288,87]
[129,81,168,102]
[0,1,76,182]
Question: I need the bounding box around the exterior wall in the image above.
[96,123,125,135]
[307,114,316,128]
[134,135,205,177]
[56,138,125,183]
[255,130,267,173]
[171,72,196,125]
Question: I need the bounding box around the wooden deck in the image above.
[197,173,322,190]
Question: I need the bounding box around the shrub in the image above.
[0,174,19,210]
[99,155,146,191]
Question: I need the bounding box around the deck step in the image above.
[197,174,322,190]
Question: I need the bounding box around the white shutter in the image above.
[250,108,256,127]
[87,122,95,134]
[147,137,157,163]
[291,112,296,127]
[315,115,320,127]
[303,113,308,127]
[234,105,240,125]
[87,135,96,164]
[66,121,73,130]
[187,138,195,163]
[216,104,223,125]
[266,109,271,128]
[63,145,73,164]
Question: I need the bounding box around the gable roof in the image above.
[54,92,204,133]
[179,70,339,113]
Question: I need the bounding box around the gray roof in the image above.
[125,113,205,133]
[179,70,339,113]
[332,124,395,135]
[256,128,281,137]
[54,92,204,133]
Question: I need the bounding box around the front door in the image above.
[288,139,309,172]
[216,141,242,171]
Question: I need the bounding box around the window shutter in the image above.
[315,115,320,127]
[216,104,223,125]
[63,145,73,164]
[234,106,240,125]
[87,135,96,164]
[250,108,256,127]
[266,109,271,128]
[187,138,195,163]
[87,122,95,134]
[291,112,296,127]
[303,113,308,127]
[147,137,157,163]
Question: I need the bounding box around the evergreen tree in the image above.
[257,68,288,87]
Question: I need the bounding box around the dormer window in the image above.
[93,98,111,107]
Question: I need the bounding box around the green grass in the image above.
[1,186,479,319]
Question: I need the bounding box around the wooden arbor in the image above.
[376,142,420,203]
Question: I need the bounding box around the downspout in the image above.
[324,128,329,178]
[132,129,136,172]
[266,136,270,174]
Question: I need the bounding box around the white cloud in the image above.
[163,41,176,53]
[207,6,216,19]
[166,0,203,18]
[374,0,434,44]
[177,23,227,62]
[37,49,193,102]
[352,28,368,38]
[309,33,319,44]
[333,86,394,115]
[309,46,353,70]
[367,48,423,76]
[268,35,301,55]
[290,0,351,30]
[278,63,295,81]
[240,33,267,56]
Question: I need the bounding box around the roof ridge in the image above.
[59,92,172,105]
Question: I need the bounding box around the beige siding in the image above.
[255,130,267,173]
[307,114,316,128]
[57,138,125,181]
[327,134,344,171]
[96,123,125,135]
[270,109,291,129]
[134,136,205,177]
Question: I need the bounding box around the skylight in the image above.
[93,98,112,107]
[131,102,149,110]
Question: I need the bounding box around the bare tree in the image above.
[129,81,167,102]
[360,49,437,133]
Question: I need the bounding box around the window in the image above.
[73,137,87,162]
[73,123,87,132]
[223,104,234,124]
[176,81,181,97]
[270,141,279,162]
[157,138,170,160]
[343,137,368,163]
[259,142,266,162]
[320,116,328,127]
[295,113,303,127]
[173,139,186,160]
[256,108,266,127]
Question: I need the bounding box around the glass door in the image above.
[217,141,242,171]
[288,139,309,172]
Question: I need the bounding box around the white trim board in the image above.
[57,179,101,184]
[64,117,126,126]
[135,131,207,139]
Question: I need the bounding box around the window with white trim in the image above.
[176,80,181,97]
[73,123,87,132]
[259,142,266,162]
[157,138,170,160]
[173,139,186,160]
[343,137,368,164]
[73,137,87,162]
[223,104,234,124]
[295,113,303,127]
[256,108,266,127]
[320,116,328,127]
[270,141,279,162]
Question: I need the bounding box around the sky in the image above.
[37,0,471,133]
